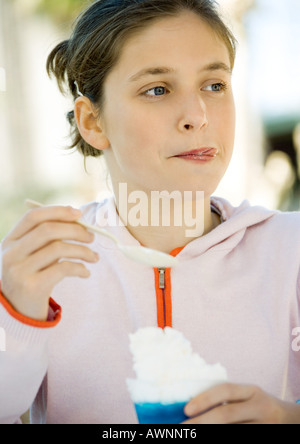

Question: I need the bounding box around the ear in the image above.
[74,97,110,151]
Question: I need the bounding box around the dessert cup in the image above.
[134,401,188,424]
[126,327,228,424]
[127,378,224,424]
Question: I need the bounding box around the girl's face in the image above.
[100,11,236,197]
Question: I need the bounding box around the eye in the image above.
[203,82,227,93]
[143,86,168,97]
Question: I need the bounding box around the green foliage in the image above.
[34,0,91,25]
[0,184,76,241]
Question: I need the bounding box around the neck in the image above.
[114,183,219,253]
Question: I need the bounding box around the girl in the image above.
[0,0,300,424]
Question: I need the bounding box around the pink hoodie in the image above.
[0,196,300,424]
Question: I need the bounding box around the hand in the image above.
[182,383,300,424]
[1,205,99,321]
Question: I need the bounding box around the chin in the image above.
[170,178,221,197]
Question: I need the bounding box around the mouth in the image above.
[173,147,219,162]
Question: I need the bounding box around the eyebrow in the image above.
[203,62,232,74]
[129,67,175,82]
[129,61,232,82]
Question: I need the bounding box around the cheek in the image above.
[106,103,146,144]
[103,108,158,178]
[215,100,236,148]
[107,103,165,160]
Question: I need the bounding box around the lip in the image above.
[173,147,219,161]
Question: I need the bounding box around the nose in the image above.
[177,95,208,133]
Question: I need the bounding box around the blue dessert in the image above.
[135,401,188,424]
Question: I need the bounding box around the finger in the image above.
[37,260,92,289]
[183,400,256,424]
[5,205,82,241]
[7,221,94,263]
[184,383,255,418]
[24,241,99,273]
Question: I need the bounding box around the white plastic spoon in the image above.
[25,199,178,268]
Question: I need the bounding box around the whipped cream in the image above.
[126,327,227,404]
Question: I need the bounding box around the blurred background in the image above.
[0,0,300,239]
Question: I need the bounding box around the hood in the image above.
[82,195,278,260]
[177,196,278,258]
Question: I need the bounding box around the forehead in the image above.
[112,11,231,76]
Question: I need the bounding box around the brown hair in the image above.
[46,0,237,158]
